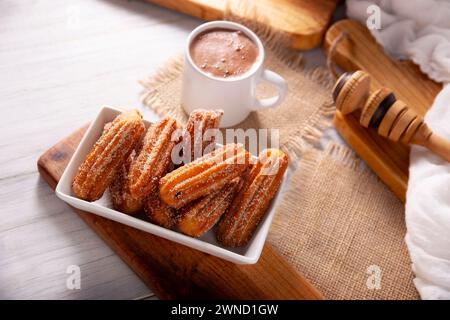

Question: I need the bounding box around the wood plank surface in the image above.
[37,126,324,300]
[145,0,338,49]
[323,20,442,202]
[0,0,338,299]
[0,0,204,299]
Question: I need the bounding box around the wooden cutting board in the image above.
[37,125,323,300]
[323,20,442,202]
[145,0,338,49]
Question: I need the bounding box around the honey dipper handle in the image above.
[423,134,450,163]
[411,123,450,162]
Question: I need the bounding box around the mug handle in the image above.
[251,69,288,110]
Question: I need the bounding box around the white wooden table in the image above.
[0,0,338,299]
[0,0,203,299]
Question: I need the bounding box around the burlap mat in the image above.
[140,14,418,299]
[270,143,419,299]
[141,14,334,164]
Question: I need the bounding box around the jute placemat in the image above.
[269,143,419,299]
[140,13,418,299]
[140,13,335,165]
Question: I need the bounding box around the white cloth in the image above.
[406,83,450,299]
[346,0,450,299]
[347,0,450,83]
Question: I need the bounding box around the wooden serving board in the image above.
[145,0,338,49]
[324,20,442,202]
[37,125,323,300]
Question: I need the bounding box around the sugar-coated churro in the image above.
[144,193,178,229]
[159,143,251,209]
[72,110,145,201]
[110,150,143,215]
[181,109,223,163]
[127,117,180,199]
[217,149,288,247]
[177,178,240,237]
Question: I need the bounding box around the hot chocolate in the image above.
[189,28,259,79]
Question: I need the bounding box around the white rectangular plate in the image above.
[56,106,291,264]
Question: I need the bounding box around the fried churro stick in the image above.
[127,117,181,199]
[177,177,240,237]
[159,143,251,209]
[217,149,288,247]
[110,150,143,215]
[144,193,177,229]
[181,109,223,163]
[72,110,145,201]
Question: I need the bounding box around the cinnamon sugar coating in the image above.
[72,110,145,201]
[217,149,288,247]
[144,192,178,229]
[127,117,181,199]
[181,109,223,163]
[110,150,143,215]
[159,143,251,209]
[177,177,240,237]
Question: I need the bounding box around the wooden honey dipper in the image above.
[332,71,450,162]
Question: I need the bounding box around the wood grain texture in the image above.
[411,124,450,163]
[0,0,204,299]
[324,20,442,202]
[0,0,338,299]
[37,126,324,300]
[145,0,338,49]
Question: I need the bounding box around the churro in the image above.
[181,109,223,163]
[159,143,251,209]
[217,149,288,247]
[144,193,177,229]
[128,117,180,199]
[110,150,143,215]
[177,178,240,237]
[72,110,145,201]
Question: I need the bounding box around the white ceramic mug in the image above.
[181,21,288,127]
